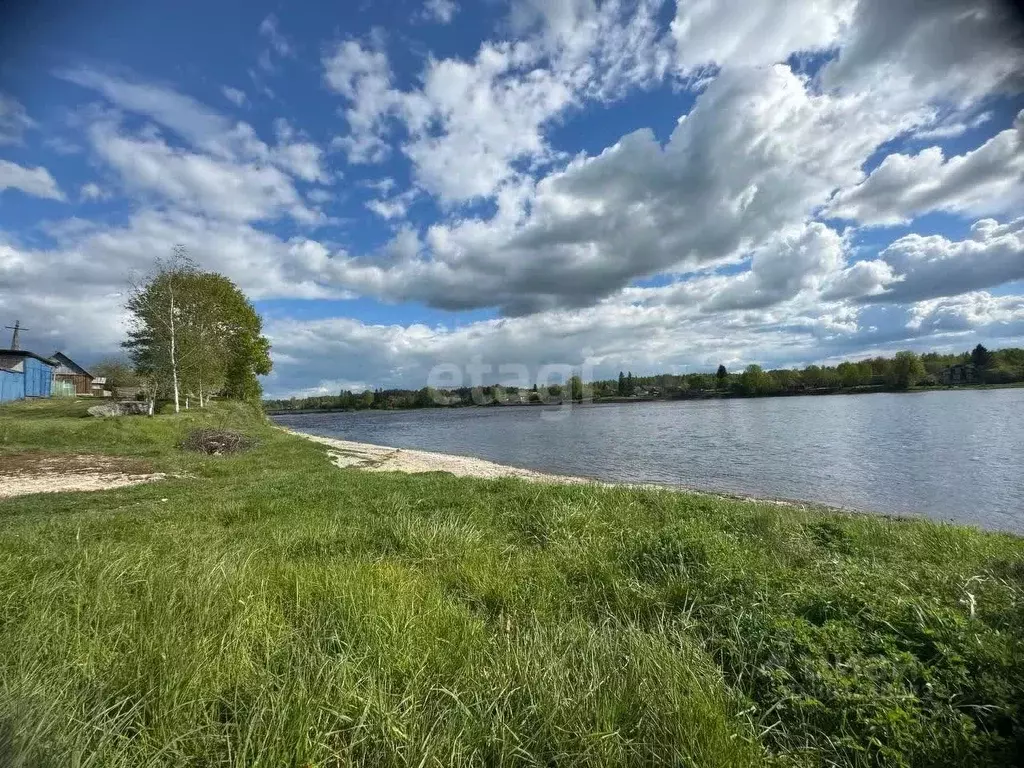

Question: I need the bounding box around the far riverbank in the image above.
[265,381,1024,416]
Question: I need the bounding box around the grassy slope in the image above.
[0,400,1022,767]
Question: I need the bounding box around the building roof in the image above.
[0,349,57,366]
[51,352,92,378]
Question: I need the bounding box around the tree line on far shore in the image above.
[264,344,1024,412]
[601,345,1021,398]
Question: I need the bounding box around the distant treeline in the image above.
[264,345,1024,412]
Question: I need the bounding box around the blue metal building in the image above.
[0,350,56,402]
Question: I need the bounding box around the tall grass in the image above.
[0,400,1022,766]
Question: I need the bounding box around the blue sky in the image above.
[1,0,1023,396]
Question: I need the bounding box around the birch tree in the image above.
[124,247,195,414]
[175,275,226,408]
[124,248,272,411]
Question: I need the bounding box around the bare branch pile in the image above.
[179,428,255,455]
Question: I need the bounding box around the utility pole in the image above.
[4,320,28,350]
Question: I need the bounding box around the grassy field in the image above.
[0,399,1022,767]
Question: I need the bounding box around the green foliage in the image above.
[416,386,438,407]
[1,400,1022,766]
[984,348,1024,385]
[801,364,824,388]
[888,351,926,390]
[771,368,800,391]
[125,255,271,405]
[123,259,188,402]
[569,375,584,402]
[994,347,1024,372]
[739,364,776,396]
[89,357,140,389]
[972,344,992,369]
[198,272,272,401]
[922,350,968,378]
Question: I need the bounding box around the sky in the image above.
[1,0,1023,397]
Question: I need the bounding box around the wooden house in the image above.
[51,352,94,396]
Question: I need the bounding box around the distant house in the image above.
[90,377,111,397]
[942,362,976,386]
[0,350,56,403]
[51,352,94,396]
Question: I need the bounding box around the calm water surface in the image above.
[274,389,1024,533]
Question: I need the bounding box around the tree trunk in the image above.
[169,281,180,414]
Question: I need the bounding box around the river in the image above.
[273,388,1024,533]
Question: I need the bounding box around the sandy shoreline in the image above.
[280,428,813,510]
[281,428,595,484]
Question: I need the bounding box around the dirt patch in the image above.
[0,453,167,499]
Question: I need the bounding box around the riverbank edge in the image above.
[278,426,939,527]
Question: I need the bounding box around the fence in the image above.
[52,379,78,398]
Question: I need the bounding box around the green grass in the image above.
[0,399,1022,767]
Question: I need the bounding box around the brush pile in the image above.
[180,428,255,455]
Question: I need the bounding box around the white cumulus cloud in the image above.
[828,111,1024,225]
[0,159,65,200]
